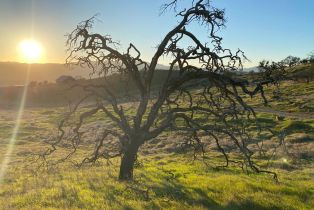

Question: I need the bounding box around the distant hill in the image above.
[0,62,94,86]
[0,69,198,107]
[0,62,171,87]
[0,63,313,107]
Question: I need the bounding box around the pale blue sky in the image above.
[0,0,313,67]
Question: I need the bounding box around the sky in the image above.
[0,0,314,67]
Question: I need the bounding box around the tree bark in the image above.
[118,141,141,181]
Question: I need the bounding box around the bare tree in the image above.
[42,0,277,181]
[258,60,286,82]
[281,56,300,68]
[257,60,287,99]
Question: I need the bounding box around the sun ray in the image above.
[0,64,31,186]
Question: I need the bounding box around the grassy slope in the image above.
[0,155,313,210]
[240,64,314,113]
[244,81,314,113]
[0,69,314,209]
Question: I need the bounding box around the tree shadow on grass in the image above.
[151,179,279,210]
[151,181,220,209]
[225,200,280,210]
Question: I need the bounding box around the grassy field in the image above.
[0,154,313,209]
[0,79,313,209]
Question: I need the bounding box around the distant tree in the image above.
[281,56,300,67]
[300,59,309,65]
[258,60,286,99]
[309,51,314,64]
[258,60,286,81]
[29,81,38,87]
[42,0,277,181]
[56,75,76,84]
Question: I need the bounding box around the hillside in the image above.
[0,64,313,209]
[0,64,313,108]
[0,70,177,107]
[0,62,172,87]
[288,64,314,82]
[0,62,93,86]
[0,73,313,209]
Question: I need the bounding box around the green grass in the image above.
[0,120,313,209]
[0,80,314,209]
[277,120,314,134]
[0,154,313,210]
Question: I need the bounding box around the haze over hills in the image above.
[0,62,92,86]
[0,62,173,86]
[0,61,257,86]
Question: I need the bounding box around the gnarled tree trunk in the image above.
[118,140,141,181]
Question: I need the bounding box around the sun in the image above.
[18,40,43,63]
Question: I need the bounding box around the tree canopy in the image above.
[41,0,278,181]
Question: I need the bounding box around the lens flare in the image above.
[0,65,30,186]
